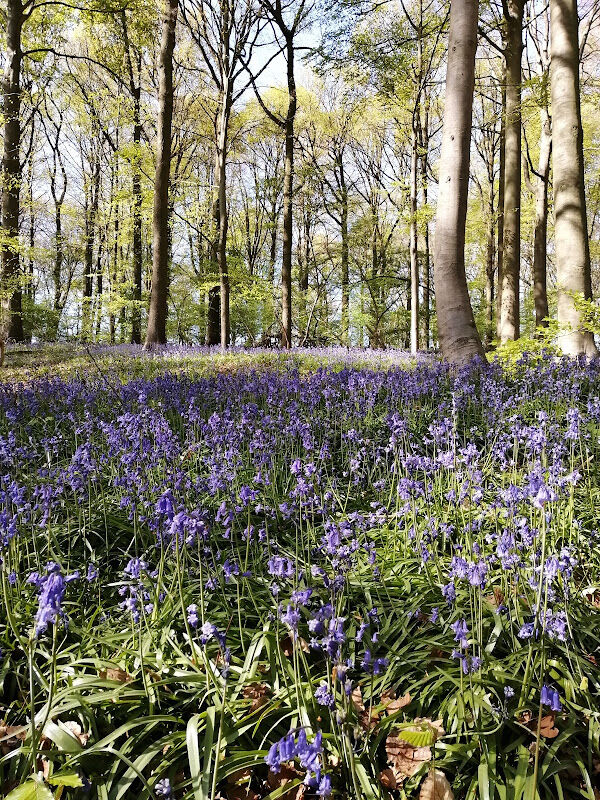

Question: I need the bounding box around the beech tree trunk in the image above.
[145,0,178,347]
[339,157,349,345]
[498,0,524,343]
[433,0,484,364]
[281,36,296,349]
[82,158,100,341]
[550,0,597,355]
[496,80,506,341]
[485,183,496,348]
[1,0,24,342]
[420,111,431,349]
[131,82,143,344]
[410,118,419,354]
[216,94,230,351]
[534,105,551,329]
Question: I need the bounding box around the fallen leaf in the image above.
[224,788,259,800]
[99,667,133,683]
[243,684,271,711]
[379,768,397,789]
[386,733,432,778]
[0,723,27,755]
[267,763,305,799]
[227,768,252,786]
[522,712,559,738]
[60,721,89,746]
[381,691,411,714]
[420,769,454,800]
[351,686,380,729]
[280,636,309,657]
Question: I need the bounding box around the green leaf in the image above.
[47,771,84,788]
[397,728,436,747]
[42,721,83,754]
[5,778,54,800]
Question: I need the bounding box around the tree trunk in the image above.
[420,109,431,349]
[533,104,551,329]
[131,81,143,344]
[485,184,495,348]
[145,0,178,347]
[216,96,230,350]
[433,0,484,364]
[496,79,506,341]
[550,0,597,355]
[281,36,296,348]
[498,0,524,343]
[339,157,349,345]
[410,118,419,354]
[1,0,24,342]
[82,158,100,342]
[52,200,63,338]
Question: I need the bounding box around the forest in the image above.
[3,2,600,800]
[0,0,599,358]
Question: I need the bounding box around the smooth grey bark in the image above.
[498,0,524,343]
[533,106,551,329]
[410,118,419,354]
[82,157,100,341]
[145,0,178,347]
[496,80,506,341]
[214,88,231,350]
[280,34,296,348]
[433,0,484,364]
[131,81,143,344]
[1,0,24,342]
[550,0,597,355]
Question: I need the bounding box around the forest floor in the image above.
[0,347,599,800]
[0,343,424,383]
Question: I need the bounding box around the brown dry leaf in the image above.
[419,769,454,800]
[0,723,27,755]
[279,636,309,657]
[538,714,560,739]
[351,686,380,729]
[429,647,446,660]
[379,768,397,790]
[523,713,559,739]
[360,708,381,731]
[385,733,432,778]
[351,686,365,711]
[60,721,90,746]
[99,667,133,683]
[224,788,259,800]
[486,587,505,608]
[381,691,411,715]
[226,768,252,786]
[242,684,271,711]
[416,718,445,741]
[266,763,305,800]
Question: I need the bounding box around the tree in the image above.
[182,0,262,349]
[550,0,597,355]
[523,4,551,330]
[498,0,524,344]
[433,0,484,363]
[251,0,310,348]
[145,0,178,346]
[1,0,25,342]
